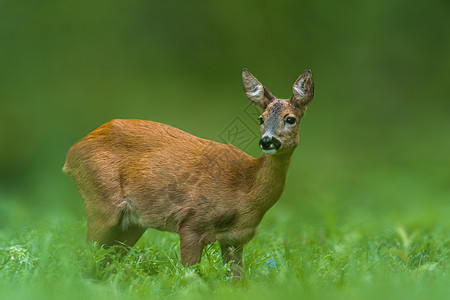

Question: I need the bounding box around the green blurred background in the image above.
[1,0,449,228]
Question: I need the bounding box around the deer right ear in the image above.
[242,68,275,109]
[291,69,314,107]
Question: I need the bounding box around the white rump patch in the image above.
[121,200,143,230]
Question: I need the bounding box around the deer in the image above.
[63,68,314,277]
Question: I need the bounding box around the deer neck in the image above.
[250,149,294,212]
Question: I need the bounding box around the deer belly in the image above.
[216,227,257,246]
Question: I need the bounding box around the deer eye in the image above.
[286,117,296,124]
[258,117,264,125]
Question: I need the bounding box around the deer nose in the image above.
[259,137,272,149]
[259,136,281,150]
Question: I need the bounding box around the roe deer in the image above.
[63,68,314,277]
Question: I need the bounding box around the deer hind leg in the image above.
[85,201,146,248]
[109,223,146,248]
[84,201,121,246]
[73,154,146,248]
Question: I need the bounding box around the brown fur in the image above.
[63,69,314,277]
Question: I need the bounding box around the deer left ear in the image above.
[242,68,276,109]
[292,69,314,107]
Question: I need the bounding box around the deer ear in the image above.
[292,69,314,107]
[242,68,275,109]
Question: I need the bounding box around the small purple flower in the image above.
[266,258,276,269]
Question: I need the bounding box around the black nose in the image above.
[259,136,281,150]
[259,137,271,149]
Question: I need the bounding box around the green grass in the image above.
[1,204,448,300]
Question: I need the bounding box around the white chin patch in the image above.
[262,149,277,155]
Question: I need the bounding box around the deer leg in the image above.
[85,203,145,249]
[220,243,244,278]
[108,223,146,248]
[179,230,204,266]
[85,203,122,246]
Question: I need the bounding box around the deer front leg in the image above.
[220,244,244,278]
[179,230,204,266]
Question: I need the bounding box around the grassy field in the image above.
[1,181,449,300]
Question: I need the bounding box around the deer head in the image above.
[242,69,314,155]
